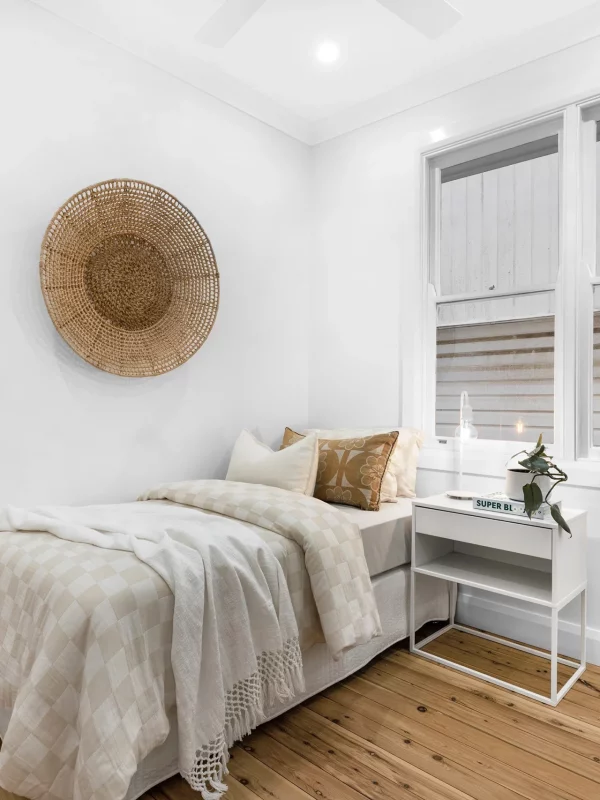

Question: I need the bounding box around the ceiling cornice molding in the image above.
[28,0,312,144]
[310,2,600,144]
[28,0,600,148]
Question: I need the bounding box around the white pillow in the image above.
[304,427,423,499]
[226,430,319,495]
[391,427,424,498]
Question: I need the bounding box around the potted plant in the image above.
[506,434,571,535]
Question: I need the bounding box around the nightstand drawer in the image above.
[414,506,551,559]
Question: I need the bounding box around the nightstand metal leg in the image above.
[449,581,457,626]
[550,607,558,705]
[581,588,587,667]
[409,569,416,652]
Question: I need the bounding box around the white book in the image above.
[472,492,560,520]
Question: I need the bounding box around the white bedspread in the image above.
[0,481,380,800]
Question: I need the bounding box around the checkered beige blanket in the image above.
[0,481,380,800]
[141,480,382,656]
[0,526,175,800]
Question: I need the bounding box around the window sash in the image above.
[424,113,566,453]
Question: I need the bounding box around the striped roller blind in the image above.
[436,315,554,443]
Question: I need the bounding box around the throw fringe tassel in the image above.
[182,637,304,800]
[264,658,304,708]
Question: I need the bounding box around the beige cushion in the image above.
[305,427,424,498]
[281,428,399,511]
[227,429,318,495]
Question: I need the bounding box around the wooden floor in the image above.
[5,627,600,800]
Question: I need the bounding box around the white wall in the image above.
[312,35,600,662]
[0,0,312,506]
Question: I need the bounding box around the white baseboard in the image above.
[456,590,600,667]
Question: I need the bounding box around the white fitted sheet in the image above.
[333,499,413,577]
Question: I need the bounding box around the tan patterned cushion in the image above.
[305,426,424,498]
[281,428,399,512]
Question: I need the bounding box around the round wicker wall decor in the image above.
[40,179,219,377]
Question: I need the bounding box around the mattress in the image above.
[333,499,413,577]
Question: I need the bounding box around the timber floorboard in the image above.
[2,627,600,800]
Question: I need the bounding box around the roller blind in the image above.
[441,135,559,184]
[436,315,554,443]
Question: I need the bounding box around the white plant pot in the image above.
[505,469,551,502]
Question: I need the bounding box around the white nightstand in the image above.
[410,494,587,706]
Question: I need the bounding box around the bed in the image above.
[0,483,449,800]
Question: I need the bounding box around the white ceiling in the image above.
[32,0,600,143]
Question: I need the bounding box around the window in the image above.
[428,122,561,446]
[418,101,600,463]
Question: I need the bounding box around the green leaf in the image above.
[518,455,550,474]
[522,481,543,519]
[518,458,534,471]
[550,505,572,537]
[529,481,543,512]
[522,482,534,518]
[529,458,550,473]
[528,435,545,459]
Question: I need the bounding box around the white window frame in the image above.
[418,110,570,465]
[413,95,600,475]
[577,98,600,461]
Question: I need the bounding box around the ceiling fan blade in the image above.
[196,0,269,47]
[376,0,462,39]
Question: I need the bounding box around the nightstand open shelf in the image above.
[413,551,553,605]
[410,494,588,706]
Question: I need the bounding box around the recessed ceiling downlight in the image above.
[316,40,341,65]
[430,127,447,143]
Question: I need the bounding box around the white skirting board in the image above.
[457,588,600,666]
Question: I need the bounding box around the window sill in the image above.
[419,442,600,490]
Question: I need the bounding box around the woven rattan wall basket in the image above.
[40,179,219,377]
